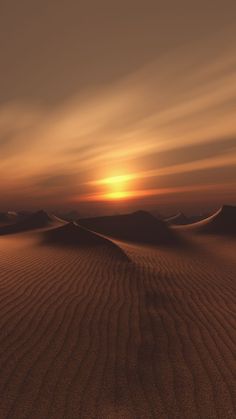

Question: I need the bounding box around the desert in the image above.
[1,2,236,417]
[0,207,235,418]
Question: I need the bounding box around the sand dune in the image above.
[0,213,9,223]
[165,212,208,226]
[165,212,189,225]
[42,222,129,262]
[79,210,178,245]
[0,210,64,235]
[0,212,20,226]
[181,205,236,235]
[0,211,236,418]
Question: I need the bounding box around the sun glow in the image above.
[103,191,131,200]
[87,173,134,201]
[89,174,135,186]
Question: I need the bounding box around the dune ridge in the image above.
[42,222,129,262]
[181,205,236,235]
[165,212,208,226]
[165,212,189,225]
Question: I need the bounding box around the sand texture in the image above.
[0,213,236,418]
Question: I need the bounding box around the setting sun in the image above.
[86,173,135,201]
[103,191,131,200]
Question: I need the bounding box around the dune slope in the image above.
[165,212,189,225]
[42,222,129,262]
[0,210,63,235]
[183,205,236,235]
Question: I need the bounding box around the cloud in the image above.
[0,26,235,209]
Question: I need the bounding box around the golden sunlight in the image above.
[103,191,131,200]
[88,173,135,201]
[88,174,136,186]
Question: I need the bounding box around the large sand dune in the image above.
[0,214,236,418]
[0,212,20,226]
[165,212,207,226]
[0,213,10,224]
[42,222,129,262]
[79,210,177,245]
[181,205,236,235]
[165,212,189,225]
[0,210,64,235]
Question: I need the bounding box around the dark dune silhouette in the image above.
[0,210,63,235]
[0,211,22,225]
[182,205,236,235]
[42,222,129,261]
[54,210,81,222]
[165,212,189,225]
[79,210,178,244]
[0,213,10,224]
[165,212,208,225]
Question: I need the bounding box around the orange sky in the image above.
[0,1,236,214]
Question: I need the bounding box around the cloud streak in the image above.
[0,24,235,211]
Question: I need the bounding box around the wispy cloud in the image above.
[0,28,235,209]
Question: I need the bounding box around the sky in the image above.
[1,1,236,215]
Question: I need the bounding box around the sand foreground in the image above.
[0,231,235,418]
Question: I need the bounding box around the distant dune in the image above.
[0,210,64,235]
[165,212,208,225]
[0,211,20,225]
[42,222,129,261]
[79,210,178,245]
[165,212,189,225]
[182,205,236,235]
[0,213,10,224]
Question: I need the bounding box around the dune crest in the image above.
[42,222,129,261]
[165,212,189,225]
[182,205,236,235]
[79,210,178,245]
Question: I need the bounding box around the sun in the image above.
[103,191,130,200]
[103,174,133,200]
[83,172,137,201]
[89,173,132,200]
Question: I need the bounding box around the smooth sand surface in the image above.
[0,226,236,418]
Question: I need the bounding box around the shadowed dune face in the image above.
[165,212,189,225]
[166,212,208,226]
[0,213,9,221]
[42,222,129,262]
[0,211,21,226]
[183,205,236,235]
[0,210,63,235]
[0,213,10,224]
[79,210,178,245]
